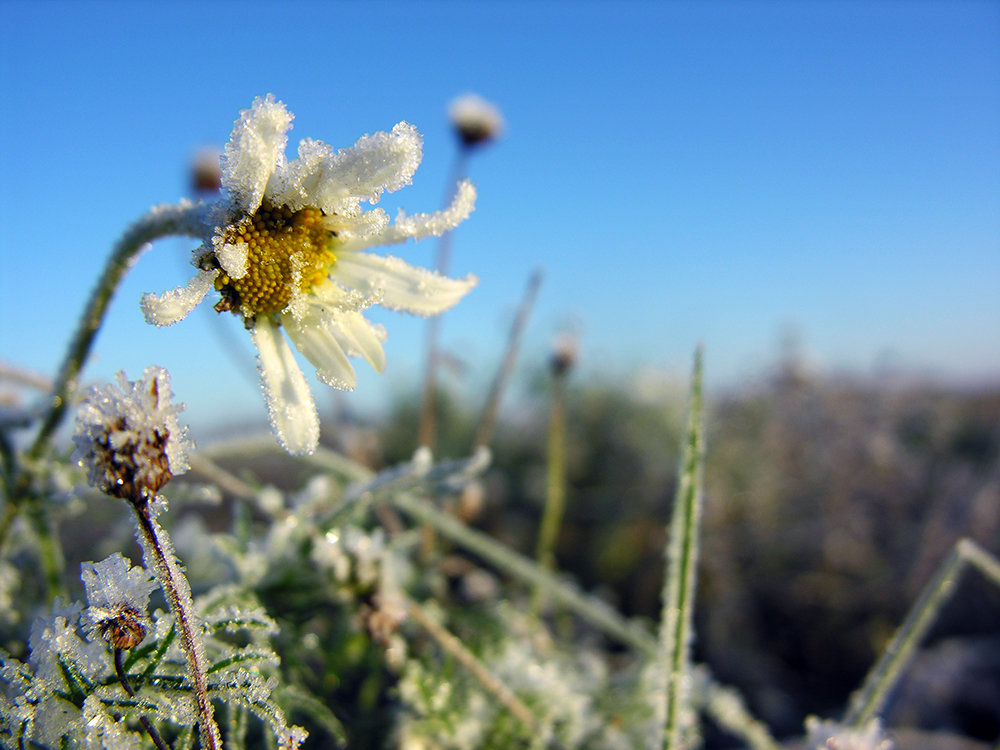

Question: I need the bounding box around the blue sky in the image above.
[1,0,998,435]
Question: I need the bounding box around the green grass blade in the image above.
[656,346,706,750]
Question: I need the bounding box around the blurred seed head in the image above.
[190,147,222,194]
[448,93,504,148]
[550,333,579,377]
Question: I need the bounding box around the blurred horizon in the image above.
[1,0,998,436]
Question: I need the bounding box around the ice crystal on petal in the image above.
[72,366,191,501]
[140,269,217,327]
[143,96,478,454]
[214,239,248,279]
[251,316,319,456]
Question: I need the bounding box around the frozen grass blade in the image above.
[844,537,1000,727]
[391,489,660,656]
[655,346,705,750]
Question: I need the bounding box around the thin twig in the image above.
[407,599,548,742]
[473,269,543,450]
[532,364,567,614]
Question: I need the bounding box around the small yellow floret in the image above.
[214,203,337,316]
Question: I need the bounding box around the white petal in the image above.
[282,310,358,390]
[334,253,477,316]
[270,122,422,214]
[215,241,248,279]
[340,179,476,253]
[330,310,387,373]
[140,269,217,326]
[250,317,319,455]
[221,95,293,215]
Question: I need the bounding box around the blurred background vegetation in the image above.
[347,344,1000,745]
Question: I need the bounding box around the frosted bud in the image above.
[81,554,157,649]
[448,93,504,147]
[72,366,192,503]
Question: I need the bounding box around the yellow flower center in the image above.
[212,203,337,317]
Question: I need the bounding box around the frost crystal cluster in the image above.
[72,366,190,501]
[142,95,478,455]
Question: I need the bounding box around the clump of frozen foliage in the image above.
[0,555,301,747]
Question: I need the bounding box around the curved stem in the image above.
[29,201,205,459]
[0,202,205,591]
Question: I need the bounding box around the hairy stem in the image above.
[30,202,205,458]
[0,203,205,569]
[131,497,221,750]
[658,346,705,749]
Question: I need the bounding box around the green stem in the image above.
[0,203,204,569]
[532,369,567,612]
[28,495,66,601]
[30,202,205,458]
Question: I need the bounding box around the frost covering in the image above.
[141,95,478,456]
[72,366,191,501]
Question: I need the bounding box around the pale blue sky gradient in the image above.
[2,1,998,434]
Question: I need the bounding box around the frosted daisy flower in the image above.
[141,95,478,455]
[72,366,191,502]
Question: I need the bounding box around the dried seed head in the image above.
[73,366,191,503]
[550,333,579,377]
[191,147,223,194]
